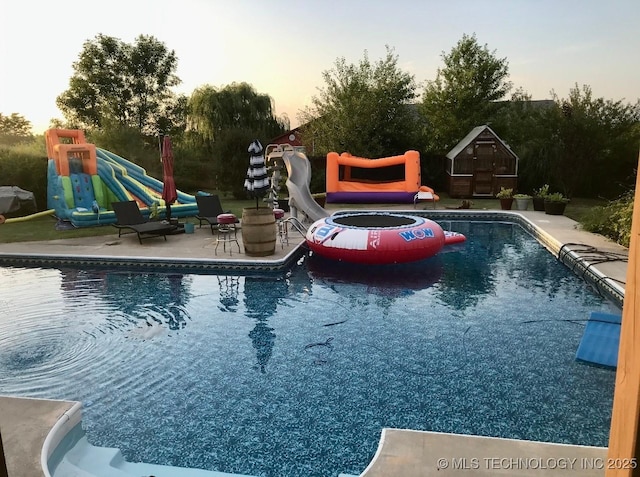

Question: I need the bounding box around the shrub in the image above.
[0,141,48,211]
[580,191,633,247]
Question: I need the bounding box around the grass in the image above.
[0,196,277,244]
[562,197,608,222]
[0,194,610,244]
[0,214,115,243]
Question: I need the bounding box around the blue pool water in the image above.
[0,221,619,477]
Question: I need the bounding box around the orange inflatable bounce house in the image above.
[325,150,437,204]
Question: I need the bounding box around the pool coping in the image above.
[0,239,308,274]
[360,428,608,476]
[41,401,83,477]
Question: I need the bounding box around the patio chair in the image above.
[111,200,176,244]
[195,194,239,234]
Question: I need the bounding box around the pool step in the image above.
[53,423,354,477]
[56,436,134,476]
[54,433,258,477]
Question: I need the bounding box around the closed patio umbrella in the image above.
[244,140,270,209]
[161,135,178,221]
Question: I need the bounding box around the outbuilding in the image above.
[269,128,305,152]
[445,125,518,197]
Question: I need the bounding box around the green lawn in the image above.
[0,193,258,244]
[562,197,608,223]
[0,214,115,243]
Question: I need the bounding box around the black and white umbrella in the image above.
[244,140,270,208]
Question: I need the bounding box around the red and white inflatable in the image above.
[305,213,465,264]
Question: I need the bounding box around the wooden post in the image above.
[607,151,640,476]
[0,429,8,477]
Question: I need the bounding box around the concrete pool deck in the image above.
[0,208,628,476]
[0,209,628,292]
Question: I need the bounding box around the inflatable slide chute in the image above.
[265,144,328,223]
[45,129,198,227]
[98,149,194,205]
[281,150,328,222]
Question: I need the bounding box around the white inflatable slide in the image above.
[272,147,328,222]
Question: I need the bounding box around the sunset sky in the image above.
[1,0,638,133]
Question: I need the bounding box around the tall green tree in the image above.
[493,88,558,192]
[187,82,288,197]
[56,34,181,135]
[299,46,419,158]
[550,85,640,197]
[497,85,640,198]
[420,33,512,153]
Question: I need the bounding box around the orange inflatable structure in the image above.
[46,129,98,176]
[326,150,423,203]
[45,128,198,227]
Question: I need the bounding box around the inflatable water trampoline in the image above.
[305,212,466,264]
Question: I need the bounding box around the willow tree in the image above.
[299,46,419,158]
[187,82,288,197]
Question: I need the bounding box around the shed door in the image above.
[473,144,495,195]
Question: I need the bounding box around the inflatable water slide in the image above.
[45,129,198,227]
[265,144,329,223]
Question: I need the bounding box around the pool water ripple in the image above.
[0,222,621,477]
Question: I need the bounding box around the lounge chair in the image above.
[195,195,238,234]
[111,200,176,244]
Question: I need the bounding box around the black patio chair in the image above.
[195,195,238,235]
[111,200,176,244]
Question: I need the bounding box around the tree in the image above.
[187,82,287,142]
[0,113,33,144]
[492,88,559,192]
[187,82,288,197]
[420,33,512,153]
[551,85,640,197]
[497,85,640,198]
[56,34,181,135]
[156,93,189,140]
[299,46,420,158]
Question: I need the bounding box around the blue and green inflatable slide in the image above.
[47,148,198,227]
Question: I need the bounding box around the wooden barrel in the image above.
[241,207,276,256]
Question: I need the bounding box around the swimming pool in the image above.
[0,221,619,477]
